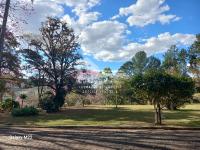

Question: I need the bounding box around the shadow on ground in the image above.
[0,127,199,150]
[1,107,200,127]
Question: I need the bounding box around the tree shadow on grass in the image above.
[2,107,200,127]
[3,108,155,126]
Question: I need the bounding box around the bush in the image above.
[65,92,89,106]
[65,92,80,106]
[13,101,20,108]
[1,98,13,111]
[165,99,190,110]
[12,106,39,117]
[0,99,19,111]
[39,91,58,113]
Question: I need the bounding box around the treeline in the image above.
[96,36,199,124]
[98,36,199,107]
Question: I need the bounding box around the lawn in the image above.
[0,104,200,127]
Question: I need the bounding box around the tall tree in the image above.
[0,0,34,52]
[0,28,20,101]
[119,51,161,77]
[162,45,180,76]
[0,0,10,54]
[98,67,114,104]
[162,45,189,77]
[188,34,200,91]
[21,17,81,111]
[178,48,188,76]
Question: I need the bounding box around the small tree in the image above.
[132,71,195,125]
[19,94,27,108]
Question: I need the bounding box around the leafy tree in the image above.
[188,34,200,92]
[112,71,136,105]
[132,71,194,125]
[21,17,81,112]
[164,76,195,110]
[0,28,20,77]
[162,45,180,76]
[178,48,188,76]
[118,61,134,77]
[162,45,189,77]
[146,56,161,72]
[119,51,161,77]
[98,67,114,104]
[0,28,21,101]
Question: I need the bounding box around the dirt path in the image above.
[0,127,199,150]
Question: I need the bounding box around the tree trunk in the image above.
[154,103,162,125]
[82,99,85,107]
[0,92,3,102]
[0,0,10,55]
[21,100,23,108]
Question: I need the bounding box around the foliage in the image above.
[13,100,20,109]
[0,98,12,111]
[188,34,200,77]
[0,79,7,101]
[11,106,38,117]
[19,94,27,100]
[162,45,188,76]
[0,98,20,111]
[39,91,58,113]
[164,76,195,110]
[119,51,161,76]
[188,34,200,91]
[65,91,90,107]
[98,67,114,104]
[21,17,82,111]
[131,71,195,125]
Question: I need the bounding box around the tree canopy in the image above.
[21,17,82,111]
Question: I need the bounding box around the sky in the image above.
[14,0,200,72]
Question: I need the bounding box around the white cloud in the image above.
[77,12,100,25]
[118,0,180,27]
[80,28,196,61]
[18,0,64,34]
[79,20,128,61]
[11,0,195,63]
[13,0,101,35]
[121,33,196,60]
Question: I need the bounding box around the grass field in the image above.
[0,104,200,127]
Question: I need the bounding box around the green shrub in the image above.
[65,92,88,106]
[39,91,58,113]
[12,106,39,117]
[13,101,20,108]
[1,98,14,111]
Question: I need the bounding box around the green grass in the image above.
[0,104,200,127]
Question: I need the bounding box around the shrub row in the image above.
[12,106,39,117]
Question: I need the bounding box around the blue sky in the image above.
[84,0,199,71]
[20,0,200,72]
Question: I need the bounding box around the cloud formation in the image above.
[117,0,180,27]
[12,0,196,62]
[80,30,196,61]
